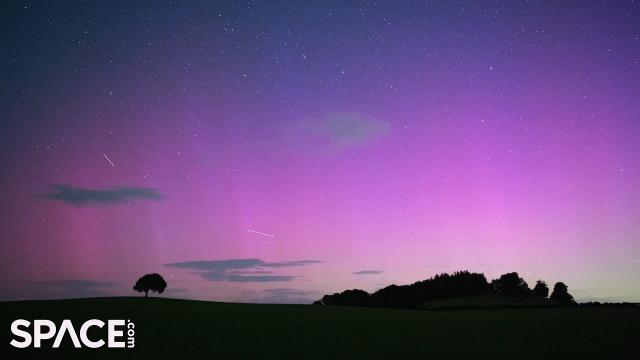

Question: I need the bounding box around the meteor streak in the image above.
[103,154,116,168]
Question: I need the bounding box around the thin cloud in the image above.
[251,288,318,304]
[163,288,188,294]
[167,259,264,271]
[425,264,447,268]
[262,260,322,268]
[38,184,163,205]
[287,112,391,154]
[27,279,116,298]
[166,258,321,283]
[227,275,296,282]
[29,280,116,288]
[353,270,383,275]
[262,288,315,297]
[229,270,273,275]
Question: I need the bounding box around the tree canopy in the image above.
[491,272,530,297]
[550,282,575,303]
[316,271,576,310]
[532,280,549,298]
[133,273,167,298]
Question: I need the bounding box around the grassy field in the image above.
[424,294,558,308]
[1,297,638,359]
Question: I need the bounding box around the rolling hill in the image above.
[2,297,639,359]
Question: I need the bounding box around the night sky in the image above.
[1,1,639,303]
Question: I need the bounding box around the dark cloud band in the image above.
[38,184,164,205]
[166,258,321,283]
[353,270,383,275]
[25,279,117,299]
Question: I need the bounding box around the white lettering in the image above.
[79,319,105,348]
[10,319,32,348]
[107,320,125,348]
[33,320,56,348]
[52,319,81,348]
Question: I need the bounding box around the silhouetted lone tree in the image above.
[550,282,575,304]
[133,273,167,298]
[532,280,549,298]
[491,272,530,297]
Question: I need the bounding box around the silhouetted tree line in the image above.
[314,271,577,309]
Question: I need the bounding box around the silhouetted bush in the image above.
[491,272,530,297]
[532,280,549,298]
[133,273,167,298]
[550,282,575,304]
[321,289,370,306]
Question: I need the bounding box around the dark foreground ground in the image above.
[1,297,638,359]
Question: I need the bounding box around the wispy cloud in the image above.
[227,275,296,282]
[27,279,116,298]
[38,184,163,205]
[166,258,321,283]
[262,288,315,297]
[167,259,263,271]
[262,260,322,268]
[29,279,116,288]
[353,270,383,275]
[287,112,391,154]
[425,264,447,268]
[251,288,318,304]
[163,288,188,295]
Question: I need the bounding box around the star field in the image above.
[1,1,639,303]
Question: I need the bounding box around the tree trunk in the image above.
[145,290,149,298]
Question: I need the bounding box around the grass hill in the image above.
[2,297,639,359]
[423,293,557,309]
